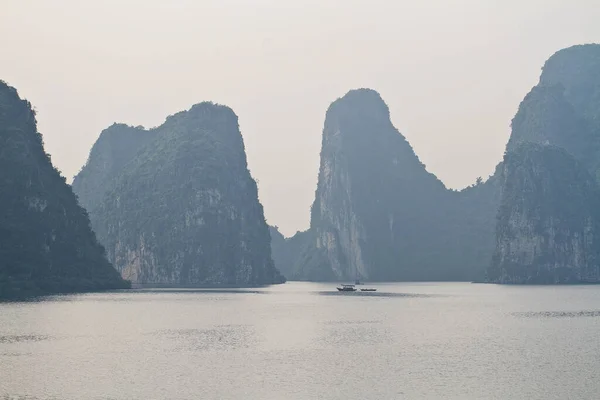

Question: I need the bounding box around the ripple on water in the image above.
[0,335,50,344]
[512,310,600,318]
[154,325,258,351]
[1,396,64,400]
[322,323,393,347]
[324,320,382,325]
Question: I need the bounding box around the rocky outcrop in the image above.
[269,226,311,279]
[72,123,155,214]
[539,44,600,127]
[74,103,284,286]
[0,81,129,299]
[506,85,591,161]
[507,44,600,174]
[488,44,600,284]
[290,89,500,281]
[275,44,600,283]
[489,144,600,283]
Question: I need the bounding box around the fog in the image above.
[1,0,599,236]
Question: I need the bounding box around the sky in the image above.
[1,0,599,237]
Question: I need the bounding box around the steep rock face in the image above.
[487,44,600,284]
[506,85,592,161]
[489,144,600,283]
[293,89,500,281]
[508,44,600,175]
[269,226,311,279]
[74,103,283,285]
[0,81,128,299]
[72,123,155,214]
[540,44,600,126]
[448,171,502,281]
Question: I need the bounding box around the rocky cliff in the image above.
[269,226,311,279]
[288,89,500,281]
[488,44,600,284]
[507,44,600,172]
[72,123,155,214]
[273,45,600,283]
[0,81,129,299]
[539,44,600,128]
[74,103,284,286]
[489,144,600,283]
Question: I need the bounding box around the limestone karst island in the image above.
[3,45,600,299]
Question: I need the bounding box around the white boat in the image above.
[337,284,357,292]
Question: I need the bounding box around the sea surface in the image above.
[2,282,600,399]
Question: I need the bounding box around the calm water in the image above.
[2,282,600,399]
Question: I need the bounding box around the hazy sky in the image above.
[1,0,599,236]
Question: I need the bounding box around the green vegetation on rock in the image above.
[269,226,313,280]
[0,81,129,300]
[74,103,284,286]
[540,44,600,127]
[489,144,600,283]
[72,123,155,214]
[488,43,600,284]
[279,89,500,282]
